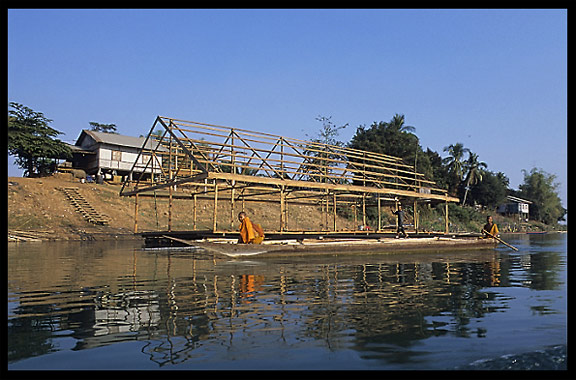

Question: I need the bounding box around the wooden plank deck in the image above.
[141,230,496,257]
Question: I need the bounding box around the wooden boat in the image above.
[143,232,498,258]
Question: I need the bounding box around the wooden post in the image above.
[413,199,418,233]
[193,193,197,230]
[333,192,337,231]
[284,192,288,231]
[213,181,218,233]
[168,179,173,232]
[134,193,139,234]
[280,185,285,232]
[280,137,284,177]
[362,194,366,228]
[231,130,236,230]
[231,184,235,229]
[395,198,399,231]
[377,195,381,232]
[168,135,173,232]
[324,191,329,231]
[231,129,236,173]
[445,198,449,234]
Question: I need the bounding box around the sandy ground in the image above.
[8,174,360,241]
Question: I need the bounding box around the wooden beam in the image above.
[205,171,459,203]
[120,172,208,196]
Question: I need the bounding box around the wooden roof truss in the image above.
[120,116,458,232]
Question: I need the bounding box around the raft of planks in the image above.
[142,231,498,258]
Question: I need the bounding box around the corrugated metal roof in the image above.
[76,130,167,151]
[506,195,533,204]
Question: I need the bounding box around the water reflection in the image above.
[7,234,567,369]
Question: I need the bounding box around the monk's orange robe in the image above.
[239,217,264,244]
[483,223,499,237]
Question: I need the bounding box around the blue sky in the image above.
[8,9,567,206]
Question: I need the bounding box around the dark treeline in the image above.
[315,114,566,225]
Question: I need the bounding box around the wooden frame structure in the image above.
[120,116,459,234]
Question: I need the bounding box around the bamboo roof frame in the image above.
[120,116,459,233]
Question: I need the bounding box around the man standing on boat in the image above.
[238,212,265,244]
[482,215,499,238]
[392,204,408,238]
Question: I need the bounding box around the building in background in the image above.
[498,195,532,222]
[66,130,166,182]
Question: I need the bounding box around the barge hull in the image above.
[142,231,498,258]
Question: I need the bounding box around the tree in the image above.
[349,114,419,161]
[302,116,348,183]
[442,143,469,196]
[387,113,415,133]
[89,121,117,133]
[348,114,440,189]
[461,152,487,206]
[519,168,566,224]
[421,148,450,190]
[469,171,509,209]
[8,102,71,177]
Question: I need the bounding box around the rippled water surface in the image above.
[8,234,567,370]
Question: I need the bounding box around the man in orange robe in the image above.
[482,215,500,238]
[238,212,264,244]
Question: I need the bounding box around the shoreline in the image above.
[8,175,566,243]
[8,227,141,243]
[8,228,566,244]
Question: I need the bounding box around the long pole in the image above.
[482,229,518,251]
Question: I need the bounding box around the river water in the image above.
[8,233,567,370]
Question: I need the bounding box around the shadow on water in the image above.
[7,234,567,370]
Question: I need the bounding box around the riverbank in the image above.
[8,175,140,241]
[8,175,565,242]
[8,175,358,242]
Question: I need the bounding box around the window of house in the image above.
[111,150,122,161]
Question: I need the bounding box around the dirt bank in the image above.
[8,174,359,241]
[9,175,137,241]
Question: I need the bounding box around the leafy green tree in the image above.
[8,102,71,177]
[461,152,487,206]
[469,171,509,209]
[421,148,450,190]
[519,168,566,224]
[348,114,445,190]
[89,121,117,133]
[349,113,419,162]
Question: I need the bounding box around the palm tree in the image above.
[442,143,469,196]
[442,143,469,179]
[387,113,416,133]
[461,152,487,206]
